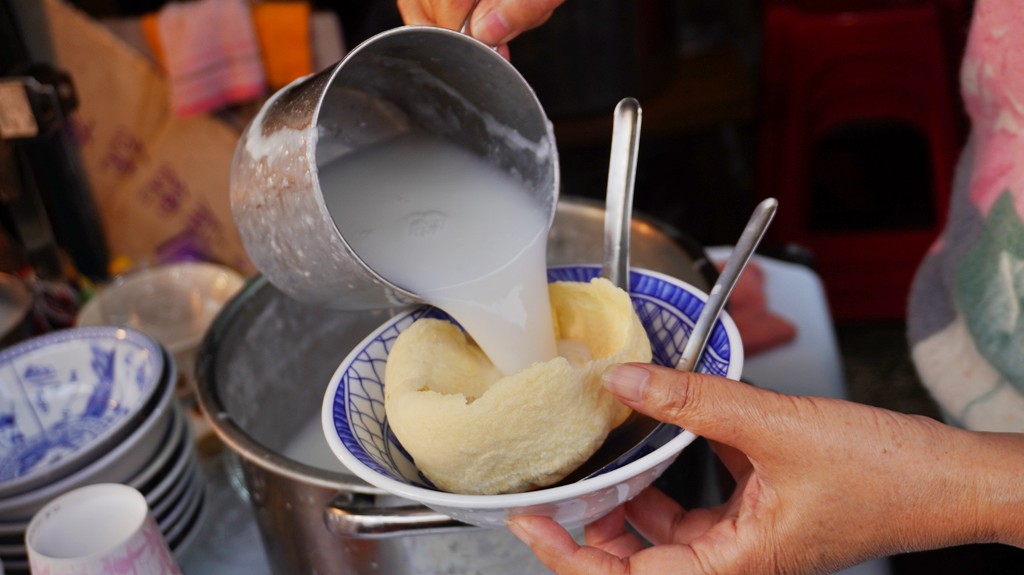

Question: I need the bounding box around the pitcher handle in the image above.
[459,0,482,34]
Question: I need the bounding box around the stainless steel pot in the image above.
[194,197,714,574]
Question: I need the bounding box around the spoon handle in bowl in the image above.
[602,97,642,290]
[676,197,778,373]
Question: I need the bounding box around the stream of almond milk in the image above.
[319,132,557,376]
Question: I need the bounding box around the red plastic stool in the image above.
[757,2,962,321]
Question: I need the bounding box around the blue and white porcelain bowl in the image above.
[0,327,166,498]
[0,347,176,522]
[322,265,744,529]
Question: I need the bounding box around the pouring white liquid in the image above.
[284,418,350,473]
[319,133,557,375]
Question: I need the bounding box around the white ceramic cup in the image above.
[25,483,181,575]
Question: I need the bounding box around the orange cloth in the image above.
[140,13,164,67]
[251,2,313,89]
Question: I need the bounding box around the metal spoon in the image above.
[603,97,642,289]
[560,197,779,484]
[677,197,778,372]
[550,98,642,487]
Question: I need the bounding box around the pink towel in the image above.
[907,0,1024,431]
[155,0,266,117]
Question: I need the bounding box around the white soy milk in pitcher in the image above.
[319,133,557,375]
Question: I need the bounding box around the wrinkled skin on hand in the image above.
[507,363,1024,575]
[396,0,565,59]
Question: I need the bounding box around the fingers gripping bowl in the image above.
[322,265,744,529]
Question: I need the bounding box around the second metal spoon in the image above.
[563,197,779,483]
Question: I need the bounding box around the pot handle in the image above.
[324,493,480,539]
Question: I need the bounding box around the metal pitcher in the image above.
[229,26,559,310]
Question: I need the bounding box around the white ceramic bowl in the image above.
[148,429,196,519]
[322,265,744,529]
[166,474,206,559]
[0,346,176,521]
[77,262,246,387]
[168,485,206,560]
[158,467,202,534]
[127,402,187,495]
[0,327,166,499]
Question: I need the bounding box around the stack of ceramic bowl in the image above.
[0,327,206,574]
[77,262,246,396]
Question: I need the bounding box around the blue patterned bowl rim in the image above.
[322,265,743,508]
[0,326,166,492]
